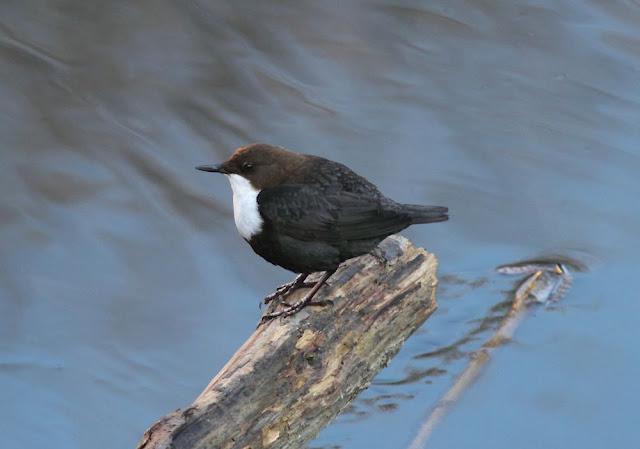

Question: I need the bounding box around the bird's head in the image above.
[196,143,305,190]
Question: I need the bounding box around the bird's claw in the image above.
[263,274,312,305]
[259,269,336,326]
[263,283,294,305]
[260,302,305,322]
[260,298,334,325]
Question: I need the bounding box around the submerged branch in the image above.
[407,262,573,449]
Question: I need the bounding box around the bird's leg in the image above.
[261,269,336,322]
[263,273,313,305]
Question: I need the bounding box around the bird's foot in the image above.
[260,295,325,322]
[260,269,336,324]
[263,274,312,305]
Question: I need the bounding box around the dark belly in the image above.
[248,231,381,273]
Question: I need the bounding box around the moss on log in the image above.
[137,235,439,449]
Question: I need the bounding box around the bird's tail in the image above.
[403,204,449,224]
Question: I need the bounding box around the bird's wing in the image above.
[257,184,411,243]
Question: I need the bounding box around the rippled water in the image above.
[1,2,639,448]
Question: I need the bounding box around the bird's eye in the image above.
[242,162,254,171]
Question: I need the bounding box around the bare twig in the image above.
[407,262,572,449]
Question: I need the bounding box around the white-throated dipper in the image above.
[196,143,448,320]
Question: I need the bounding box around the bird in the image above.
[196,143,448,321]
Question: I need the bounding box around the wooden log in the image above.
[137,235,439,449]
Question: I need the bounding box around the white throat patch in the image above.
[226,174,263,240]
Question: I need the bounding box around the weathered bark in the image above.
[137,235,439,449]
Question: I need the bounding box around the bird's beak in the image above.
[196,164,226,174]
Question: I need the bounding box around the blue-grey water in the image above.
[1,2,639,448]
